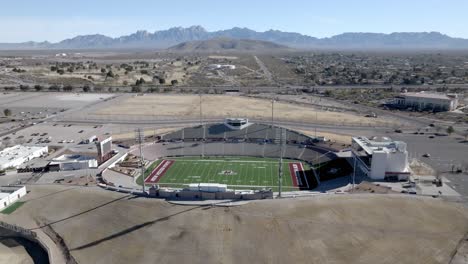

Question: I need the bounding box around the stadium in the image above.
[132,118,352,194]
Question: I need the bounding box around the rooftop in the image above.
[51,154,96,163]
[352,136,407,155]
[400,92,456,100]
[0,145,48,165]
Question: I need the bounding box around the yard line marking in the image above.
[288,162,300,187]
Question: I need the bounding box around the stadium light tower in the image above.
[352,150,357,192]
[271,98,275,127]
[278,127,286,198]
[199,93,203,126]
[199,92,205,158]
[135,128,145,195]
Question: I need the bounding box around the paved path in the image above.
[254,56,274,83]
[167,199,250,206]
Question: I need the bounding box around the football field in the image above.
[140,156,311,191]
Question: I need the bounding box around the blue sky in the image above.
[1,0,467,42]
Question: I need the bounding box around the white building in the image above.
[188,183,227,193]
[352,137,410,180]
[0,145,48,170]
[49,154,98,171]
[395,92,458,112]
[208,64,236,70]
[0,186,27,211]
[224,118,250,130]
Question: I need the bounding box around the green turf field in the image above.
[1,201,25,214]
[139,156,310,191]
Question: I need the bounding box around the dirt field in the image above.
[1,185,467,264]
[112,127,178,140]
[95,95,396,126]
[294,129,353,144]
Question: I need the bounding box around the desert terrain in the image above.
[1,185,467,264]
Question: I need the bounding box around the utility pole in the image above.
[200,92,205,158]
[352,150,357,192]
[315,111,318,138]
[271,99,274,127]
[135,128,145,195]
[278,127,285,198]
[199,93,203,126]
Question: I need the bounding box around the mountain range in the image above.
[168,38,290,52]
[1,25,467,50]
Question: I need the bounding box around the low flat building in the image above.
[351,137,410,181]
[394,92,458,112]
[224,118,250,130]
[0,145,48,170]
[0,186,27,210]
[17,158,50,173]
[49,154,98,171]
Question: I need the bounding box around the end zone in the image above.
[145,160,174,184]
[288,162,309,189]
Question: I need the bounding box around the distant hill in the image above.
[167,38,290,52]
[1,26,468,50]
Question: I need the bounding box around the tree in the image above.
[83,85,91,92]
[324,90,334,97]
[159,78,166,85]
[447,126,455,135]
[63,85,73,92]
[48,85,60,91]
[171,80,178,86]
[100,68,106,74]
[135,78,145,86]
[106,70,115,79]
[3,109,12,117]
[131,86,142,93]
[57,69,65,75]
[34,85,43,91]
[19,85,30,91]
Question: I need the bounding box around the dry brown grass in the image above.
[1,185,467,264]
[293,129,352,144]
[95,95,396,126]
[112,128,178,140]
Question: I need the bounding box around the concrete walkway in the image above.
[33,228,68,264]
[167,199,250,207]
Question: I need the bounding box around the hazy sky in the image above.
[1,0,467,42]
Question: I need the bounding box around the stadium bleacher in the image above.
[153,122,349,189]
[162,122,336,164]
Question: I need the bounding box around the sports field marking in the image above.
[144,157,304,191]
[154,182,294,188]
[172,159,282,164]
[145,160,174,184]
[288,163,301,187]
